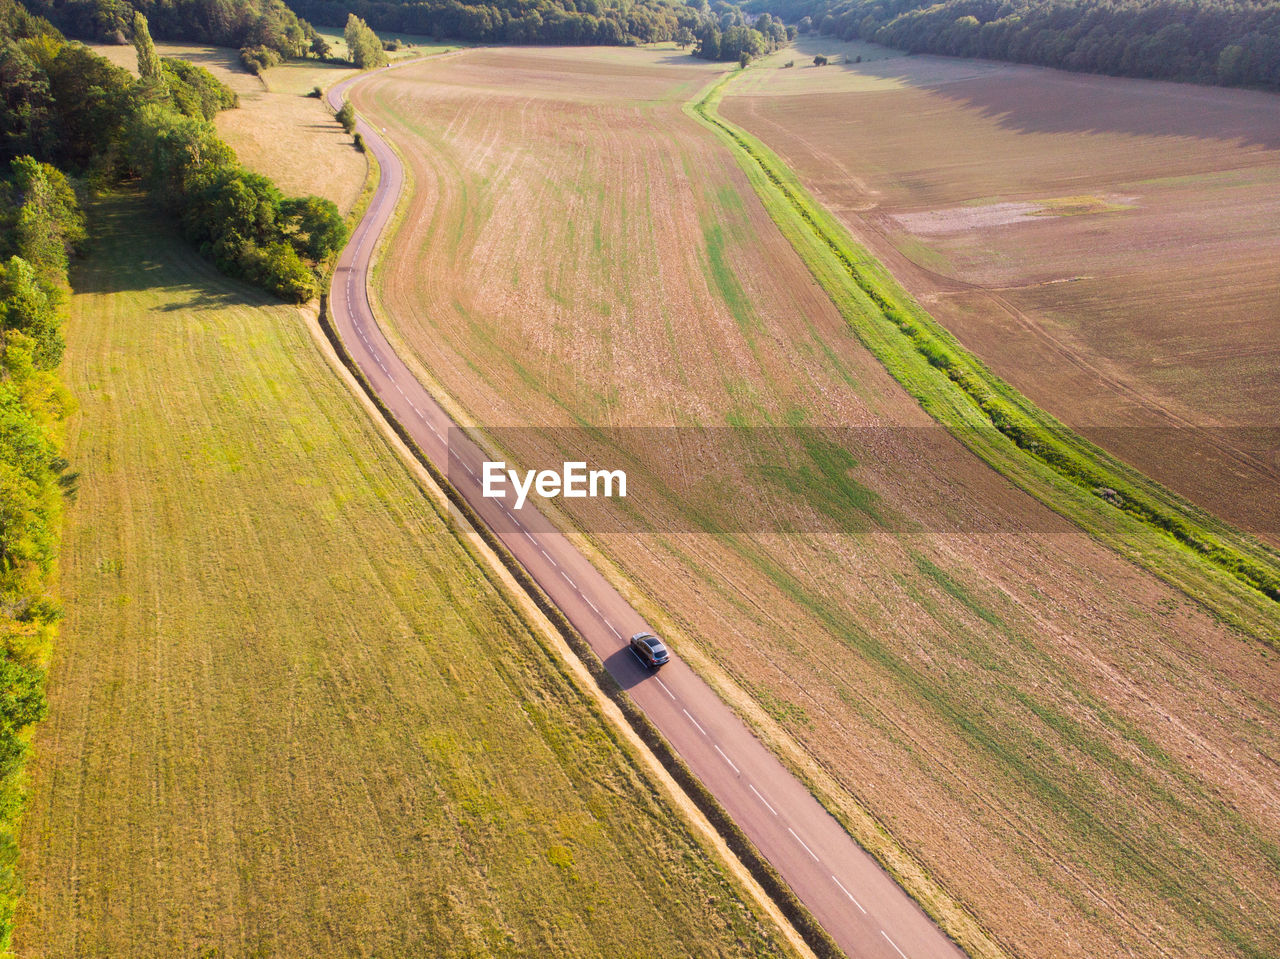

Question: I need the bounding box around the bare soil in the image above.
[722,39,1280,544]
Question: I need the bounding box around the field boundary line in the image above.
[687,71,1280,646]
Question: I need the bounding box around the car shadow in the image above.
[602,644,658,691]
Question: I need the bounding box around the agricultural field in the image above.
[353,46,1280,959]
[92,41,368,214]
[310,23,458,64]
[721,38,1280,543]
[11,192,794,958]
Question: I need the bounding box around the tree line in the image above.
[289,0,785,61]
[18,0,334,73]
[0,155,78,949]
[2,7,348,298]
[0,1,84,928]
[344,9,385,66]
[763,0,1280,90]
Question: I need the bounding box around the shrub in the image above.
[162,58,238,119]
[783,59,794,67]
[309,85,323,98]
[240,241,319,302]
[353,132,365,152]
[239,44,281,76]
[335,102,355,134]
[813,54,829,65]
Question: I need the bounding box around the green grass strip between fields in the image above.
[689,74,1280,645]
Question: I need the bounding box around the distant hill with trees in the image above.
[289,0,787,59]
[17,0,330,64]
[757,0,1280,91]
[15,0,790,62]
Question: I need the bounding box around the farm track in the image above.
[327,62,965,959]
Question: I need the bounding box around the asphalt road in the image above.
[327,63,966,959]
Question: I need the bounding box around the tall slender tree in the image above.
[131,11,162,81]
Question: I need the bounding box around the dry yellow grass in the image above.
[91,42,366,214]
[10,192,796,958]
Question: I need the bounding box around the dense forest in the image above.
[1,4,346,297]
[691,9,790,61]
[18,0,331,66]
[14,0,792,60]
[289,0,786,59]
[759,0,1280,90]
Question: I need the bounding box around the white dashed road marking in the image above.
[788,827,819,863]
[561,571,577,590]
[682,709,706,736]
[655,677,676,700]
[881,931,909,959]
[714,744,739,774]
[831,875,866,914]
[749,783,778,816]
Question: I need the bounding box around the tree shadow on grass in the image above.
[72,191,283,311]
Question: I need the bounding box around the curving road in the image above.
[327,61,965,959]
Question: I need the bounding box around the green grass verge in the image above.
[690,74,1280,646]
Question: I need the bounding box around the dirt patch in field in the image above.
[356,46,1280,959]
[722,40,1280,543]
[894,195,1137,234]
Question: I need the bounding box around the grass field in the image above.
[92,42,368,214]
[311,24,460,64]
[722,38,1280,544]
[10,193,797,958]
[353,47,1280,959]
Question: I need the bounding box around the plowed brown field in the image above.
[722,38,1280,545]
[354,47,1280,959]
